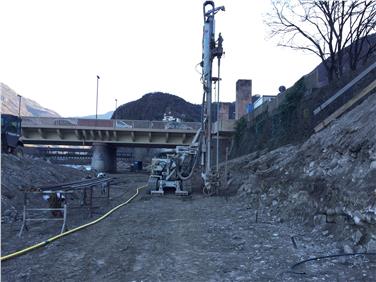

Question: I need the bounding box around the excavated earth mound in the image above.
[223,93,376,253]
[1,155,91,223]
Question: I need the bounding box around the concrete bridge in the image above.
[20,117,235,172]
[21,117,202,147]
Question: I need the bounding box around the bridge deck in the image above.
[21,117,201,147]
[21,117,235,147]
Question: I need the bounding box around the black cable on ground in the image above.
[290,252,376,275]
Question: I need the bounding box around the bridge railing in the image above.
[21,117,200,131]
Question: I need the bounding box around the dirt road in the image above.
[2,173,375,281]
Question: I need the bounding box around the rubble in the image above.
[222,93,376,252]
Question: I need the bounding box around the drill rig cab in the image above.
[1,114,24,155]
[148,147,196,196]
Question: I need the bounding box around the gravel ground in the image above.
[2,173,375,281]
[1,172,148,255]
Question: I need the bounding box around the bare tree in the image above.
[266,0,376,81]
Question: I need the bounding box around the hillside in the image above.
[112,92,201,122]
[223,92,376,253]
[0,83,60,117]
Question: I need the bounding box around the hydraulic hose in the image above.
[1,184,147,262]
[177,153,199,181]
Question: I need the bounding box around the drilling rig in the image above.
[148,1,225,196]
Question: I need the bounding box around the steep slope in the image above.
[0,83,60,117]
[112,92,201,122]
[223,92,376,252]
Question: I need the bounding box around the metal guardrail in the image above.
[314,78,376,132]
[314,60,376,115]
[21,117,201,131]
[33,147,132,160]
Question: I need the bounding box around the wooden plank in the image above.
[314,79,376,132]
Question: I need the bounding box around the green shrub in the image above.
[234,116,247,146]
[231,77,308,158]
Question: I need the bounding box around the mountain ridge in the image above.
[1,83,60,117]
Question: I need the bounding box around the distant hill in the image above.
[112,92,202,122]
[1,83,60,117]
[78,111,114,119]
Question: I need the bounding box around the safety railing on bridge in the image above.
[21,117,201,131]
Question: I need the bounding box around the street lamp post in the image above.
[17,95,22,117]
[115,99,118,119]
[96,75,100,121]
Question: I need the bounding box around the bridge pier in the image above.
[91,143,117,172]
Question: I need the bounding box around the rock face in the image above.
[0,83,60,117]
[223,93,376,251]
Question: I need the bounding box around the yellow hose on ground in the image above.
[1,185,147,262]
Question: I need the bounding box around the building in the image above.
[235,79,252,120]
[253,95,276,110]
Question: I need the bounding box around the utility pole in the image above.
[17,94,22,117]
[96,75,100,121]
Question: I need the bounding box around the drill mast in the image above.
[201,1,225,193]
[147,2,225,196]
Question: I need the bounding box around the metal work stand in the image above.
[18,191,69,237]
[18,178,112,236]
[81,182,111,217]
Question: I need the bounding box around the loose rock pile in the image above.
[222,93,376,253]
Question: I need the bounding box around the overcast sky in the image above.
[1,0,320,117]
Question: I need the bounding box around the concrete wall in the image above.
[210,137,232,165]
[219,103,230,121]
